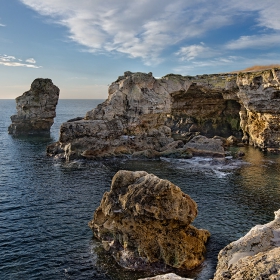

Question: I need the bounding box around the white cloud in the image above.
[0,23,5,27]
[0,55,41,68]
[19,0,280,64]
[26,58,36,63]
[173,53,280,75]
[175,44,216,61]
[226,33,280,50]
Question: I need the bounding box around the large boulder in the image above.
[8,78,59,136]
[184,135,225,158]
[213,209,280,280]
[89,170,210,272]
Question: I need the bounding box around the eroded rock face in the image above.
[213,209,280,280]
[89,170,210,271]
[8,78,59,136]
[47,68,280,159]
[237,69,280,149]
[47,71,234,159]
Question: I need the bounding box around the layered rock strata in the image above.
[8,78,59,136]
[214,209,280,280]
[237,69,280,149]
[47,68,280,159]
[47,71,236,159]
[89,170,210,271]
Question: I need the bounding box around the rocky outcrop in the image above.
[47,71,236,159]
[138,273,192,280]
[213,209,280,280]
[237,69,280,150]
[89,170,210,272]
[47,67,280,159]
[8,78,59,136]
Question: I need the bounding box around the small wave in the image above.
[160,156,248,177]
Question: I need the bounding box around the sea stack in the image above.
[89,170,210,272]
[8,78,60,136]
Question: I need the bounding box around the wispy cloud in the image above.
[175,44,217,61]
[0,17,5,27]
[0,55,41,68]
[19,0,280,65]
[25,58,36,64]
[226,33,280,50]
[173,53,280,75]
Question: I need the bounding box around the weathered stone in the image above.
[226,135,238,146]
[138,273,193,280]
[47,71,237,159]
[237,69,280,150]
[8,78,59,136]
[47,68,280,158]
[184,135,225,157]
[89,170,210,272]
[214,209,280,280]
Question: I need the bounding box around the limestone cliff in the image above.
[89,170,210,271]
[8,78,60,136]
[237,68,280,149]
[47,68,280,159]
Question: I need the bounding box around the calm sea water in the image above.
[1,99,280,280]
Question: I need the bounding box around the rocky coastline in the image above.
[47,68,280,160]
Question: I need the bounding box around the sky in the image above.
[0,0,280,99]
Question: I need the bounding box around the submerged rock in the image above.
[8,78,59,136]
[213,209,280,280]
[89,170,210,272]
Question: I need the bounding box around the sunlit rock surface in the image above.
[213,209,280,280]
[89,170,210,272]
[8,78,59,136]
[237,68,280,150]
[47,68,280,158]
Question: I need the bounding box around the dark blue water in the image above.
[1,99,280,280]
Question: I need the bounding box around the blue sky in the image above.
[0,0,280,99]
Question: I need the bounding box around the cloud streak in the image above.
[0,55,41,68]
[26,58,36,64]
[175,44,217,61]
[19,0,280,65]
[226,33,280,50]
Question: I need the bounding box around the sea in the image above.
[1,99,280,280]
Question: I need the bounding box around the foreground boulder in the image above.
[214,209,280,280]
[89,170,210,271]
[8,78,59,136]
